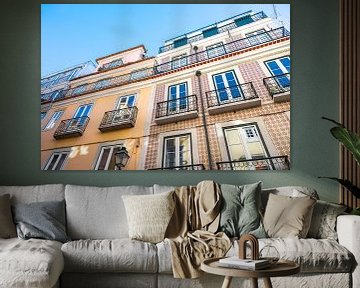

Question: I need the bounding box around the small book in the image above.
[218,257,271,270]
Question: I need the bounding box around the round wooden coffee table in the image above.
[201,257,300,288]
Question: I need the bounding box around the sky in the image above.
[41,4,290,77]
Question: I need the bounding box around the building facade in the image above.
[41,10,290,171]
[145,11,290,170]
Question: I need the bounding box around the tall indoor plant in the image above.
[320,117,360,214]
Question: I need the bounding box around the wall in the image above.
[0,0,340,203]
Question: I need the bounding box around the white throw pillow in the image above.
[122,191,175,243]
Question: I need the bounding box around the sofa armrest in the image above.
[337,215,360,288]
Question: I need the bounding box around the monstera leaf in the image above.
[323,117,360,165]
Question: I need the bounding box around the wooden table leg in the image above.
[222,276,233,288]
[251,278,258,288]
[263,277,273,288]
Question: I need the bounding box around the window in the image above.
[68,104,92,128]
[130,69,150,80]
[95,145,123,170]
[172,54,187,69]
[224,124,268,170]
[265,56,291,88]
[44,152,69,170]
[203,27,218,38]
[44,111,63,130]
[116,95,135,109]
[163,134,192,169]
[206,42,225,59]
[212,70,243,102]
[167,83,188,113]
[41,111,47,120]
[246,29,271,45]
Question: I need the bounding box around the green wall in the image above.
[0,0,340,203]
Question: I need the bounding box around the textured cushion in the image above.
[0,238,64,288]
[225,238,354,273]
[218,182,266,238]
[0,194,16,238]
[263,194,316,238]
[307,200,347,240]
[61,239,158,273]
[65,185,153,239]
[122,191,175,243]
[12,200,70,243]
[0,184,65,204]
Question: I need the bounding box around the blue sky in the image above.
[41,4,290,77]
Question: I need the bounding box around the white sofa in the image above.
[0,184,359,288]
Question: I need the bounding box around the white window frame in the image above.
[264,56,290,76]
[94,144,123,170]
[43,110,63,130]
[116,95,136,109]
[73,103,93,118]
[162,134,192,168]
[44,151,69,170]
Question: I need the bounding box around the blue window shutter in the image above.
[203,27,218,38]
[127,96,135,107]
[235,15,254,27]
[214,75,228,101]
[225,72,242,99]
[173,37,187,48]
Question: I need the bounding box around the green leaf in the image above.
[330,126,360,165]
[319,177,360,198]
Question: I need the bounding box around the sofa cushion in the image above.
[61,239,158,273]
[261,186,319,213]
[122,191,175,243]
[0,238,64,288]
[12,200,70,243]
[65,185,153,239]
[0,194,16,238]
[263,194,316,238]
[218,182,266,238]
[0,184,65,204]
[308,200,347,240]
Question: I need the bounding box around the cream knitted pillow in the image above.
[122,191,175,243]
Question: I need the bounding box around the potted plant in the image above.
[320,117,360,215]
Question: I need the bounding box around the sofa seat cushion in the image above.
[61,239,158,273]
[157,238,353,274]
[0,238,64,288]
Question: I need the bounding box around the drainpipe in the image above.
[195,70,213,170]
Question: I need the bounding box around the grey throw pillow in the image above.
[0,194,17,238]
[307,200,347,240]
[12,200,70,243]
[218,182,266,238]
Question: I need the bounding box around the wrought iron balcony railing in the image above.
[53,116,90,139]
[216,156,289,171]
[149,164,205,170]
[99,106,138,132]
[159,11,267,53]
[155,94,198,119]
[206,83,258,108]
[263,73,291,97]
[155,27,290,74]
[41,27,289,104]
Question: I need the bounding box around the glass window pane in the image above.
[228,145,245,161]
[97,148,111,170]
[54,153,67,170]
[47,154,59,170]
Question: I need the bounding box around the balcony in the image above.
[149,164,205,170]
[216,156,289,171]
[155,94,198,124]
[206,83,260,115]
[53,116,89,139]
[155,27,290,75]
[158,11,267,53]
[99,107,138,132]
[263,73,291,102]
